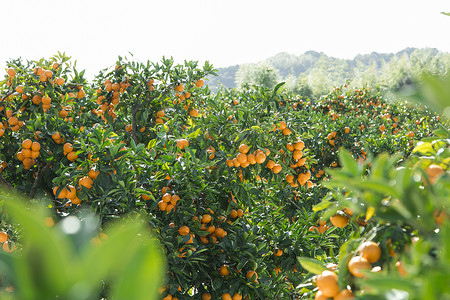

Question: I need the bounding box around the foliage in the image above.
[0,189,164,300]
[0,53,447,299]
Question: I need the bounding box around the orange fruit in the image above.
[239,144,249,154]
[88,169,100,179]
[266,160,275,169]
[222,293,232,300]
[179,226,190,236]
[348,256,370,277]
[294,140,305,150]
[220,265,230,276]
[31,141,41,151]
[246,270,258,282]
[395,260,407,277]
[272,164,282,174]
[232,293,242,300]
[214,227,227,238]
[315,290,328,300]
[189,109,199,117]
[358,241,381,263]
[195,79,204,88]
[8,117,18,126]
[344,127,350,133]
[407,131,415,138]
[237,209,244,217]
[63,143,74,154]
[22,148,32,158]
[202,214,212,223]
[425,164,445,185]
[79,176,93,189]
[0,232,8,243]
[162,193,172,203]
[52,132,61,141]
[255,152,266,164]
[7,68,16,77]
[274,248,283,256]
[2,241,15,252]
[65,185,77,199]
[334,289,354,300]
[174,84,184,92]
[202,293,212,300]
[67,151,78,162]
[282,128,292,135]
[16,85,24,93]
[158,201,168,211]
[278,121,287,130]
[330,213,349,228]
[229,210,238,219]
[316,270,339,297]
[55,77,65,86]
[170,194,180,205]
[22,139,32,149]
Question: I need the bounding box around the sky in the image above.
[0,0,449,77]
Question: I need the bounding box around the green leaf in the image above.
[313,200,332,212]
[297,257,327,274]
[363,277,416,294]
[188,128,202,139]
[338,149,358,177]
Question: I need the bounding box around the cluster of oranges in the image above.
[63,142,78,162]
[157,191,180,212]
[226,144,267,168]
[314,267,354,299]
[16,139,41,169]
[0,109,25,134]
[95,78,130,123]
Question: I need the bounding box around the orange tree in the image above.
[0,54,446,299]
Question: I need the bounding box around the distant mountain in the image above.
[206,48,449,92]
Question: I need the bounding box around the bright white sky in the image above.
[0,0,449,77]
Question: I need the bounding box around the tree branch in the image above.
[29,160,53,199]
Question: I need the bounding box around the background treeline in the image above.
[207,47,450,98]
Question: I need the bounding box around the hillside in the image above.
[206,48,449,95]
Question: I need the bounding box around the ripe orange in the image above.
[67,151,78,162]
[214,227,227,238]
[255,151,266,164]
[282,128,292,135]
[65,185,77,200]
[246,270,258,282]
[0,231,8,243]
[266,160,275,169]
[222,293,232,300]
[195,79,204,88]
[407,131,415,138]
[79,176,93,189]
[294,140,305,150]
[16,85,24,93]
[158,201,168,211]
[232,293,242,300]
[316,270,339,297]
[274,248,283,256]
[162,193,172,203]
[425,164,445,185]
[7,68,16,77]
[220,265,230,276]
[202,214,212,223]
[174,84,184,92]
[63,143,74,154]
[330,213,349,228]
[88,169,100,179]
[202,293,212,300]
[189,109,199,117]
[179,226,190,236]
[315,290,328,300]
[272,164,282,174]
[348,256,370,277]
[334,289,354,300]
[229,210,238,219]
[278,121,287,130]
[358,241,381,263]
[22,139,32,149]
[395,260,407,277]
[170,194,180,205]
[239,144,249,154]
